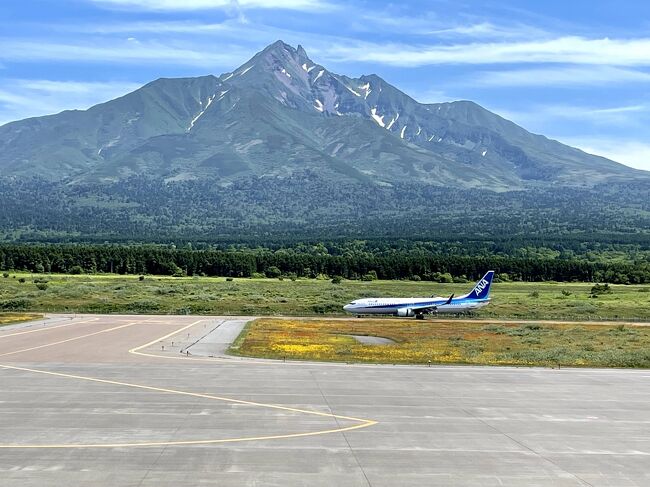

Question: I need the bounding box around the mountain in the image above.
[0,40,645,190]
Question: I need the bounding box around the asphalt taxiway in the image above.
[0,314,648,486]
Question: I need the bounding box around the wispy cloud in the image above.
[0,38,249,68]
[473,66,650,87]
[561,137,650,172]
[322,36,650,67]
[494,102,650,130]
[0,79,140,125]
[411,89,458,104]
[88,0,332,11]
[425,22,547,40]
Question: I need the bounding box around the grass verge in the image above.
[0,272,649,320]
[0,313,42,327]
[231,318,650,368]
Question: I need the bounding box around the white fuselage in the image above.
[343,295,490,316]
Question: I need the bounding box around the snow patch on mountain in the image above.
[187,94,216,131]
[343,84,361,97]
[359,82,371,99]
[238,65,254,76]
[386,112,399,130]
[97,135,121,157]
[370,107,385,127]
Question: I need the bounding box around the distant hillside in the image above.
[1,41,649,245]
[0,41,645,190]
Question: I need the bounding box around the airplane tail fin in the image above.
[468,271,494,300]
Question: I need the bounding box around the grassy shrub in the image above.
[312,303,341,314]
[0,299,31,310]
[265,266,282,279]
[591,283,612,295]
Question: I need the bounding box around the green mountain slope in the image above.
[0,41,645,189]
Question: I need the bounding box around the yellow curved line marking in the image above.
[0,316,378,448]
[0,363,376,449]
[0,318,99,339]
[128,319,204,357]
[0,321,144,358]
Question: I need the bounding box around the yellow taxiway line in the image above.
[128,319,205,359]
[0,317,378,448]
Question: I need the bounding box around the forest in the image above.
[1,175,649,283]
[1,243,648,283]
[1,176,649,247]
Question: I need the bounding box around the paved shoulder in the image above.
[185,317,251,357]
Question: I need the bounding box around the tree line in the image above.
[1,244,648,283]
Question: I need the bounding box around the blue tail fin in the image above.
[469,271,494,300]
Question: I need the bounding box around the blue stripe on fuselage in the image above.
[364,297,485,309]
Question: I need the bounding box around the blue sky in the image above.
[1,0,649,170]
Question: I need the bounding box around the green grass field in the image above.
[1,272,649,320]
[231,318,650,368]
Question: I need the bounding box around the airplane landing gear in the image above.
[415,313,425,320]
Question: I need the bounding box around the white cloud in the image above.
[425,22,547,40]
[88,0,330,11]
[490,102,650,129]
[561,137,650,172]
[0,39,248,68]
[323,36,650,67]
[474,66,650,87]
[71,20,236,34]
[0,79,140,125]
[412,89,457,104]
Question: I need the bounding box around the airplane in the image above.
[342,271,494,319]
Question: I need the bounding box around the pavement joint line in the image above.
[0,316,378,448]
[128,319,207,357]
[0,317,100,339]
[0,363,377,448]
[456,405,595,486]
[310,370,373,487]
[0,321,145,358]
[181,319,225,354]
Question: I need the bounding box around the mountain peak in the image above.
[257,40,312,66]
[0,40,643,188]
[263,39,294,54]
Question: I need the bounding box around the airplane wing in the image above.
[411,294,453,314]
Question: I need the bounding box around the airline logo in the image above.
[474,278,489,296]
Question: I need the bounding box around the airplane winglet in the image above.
[445,294,454,305]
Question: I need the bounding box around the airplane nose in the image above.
[343,304,352,312]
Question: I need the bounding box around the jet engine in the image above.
[396,308,415,317]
